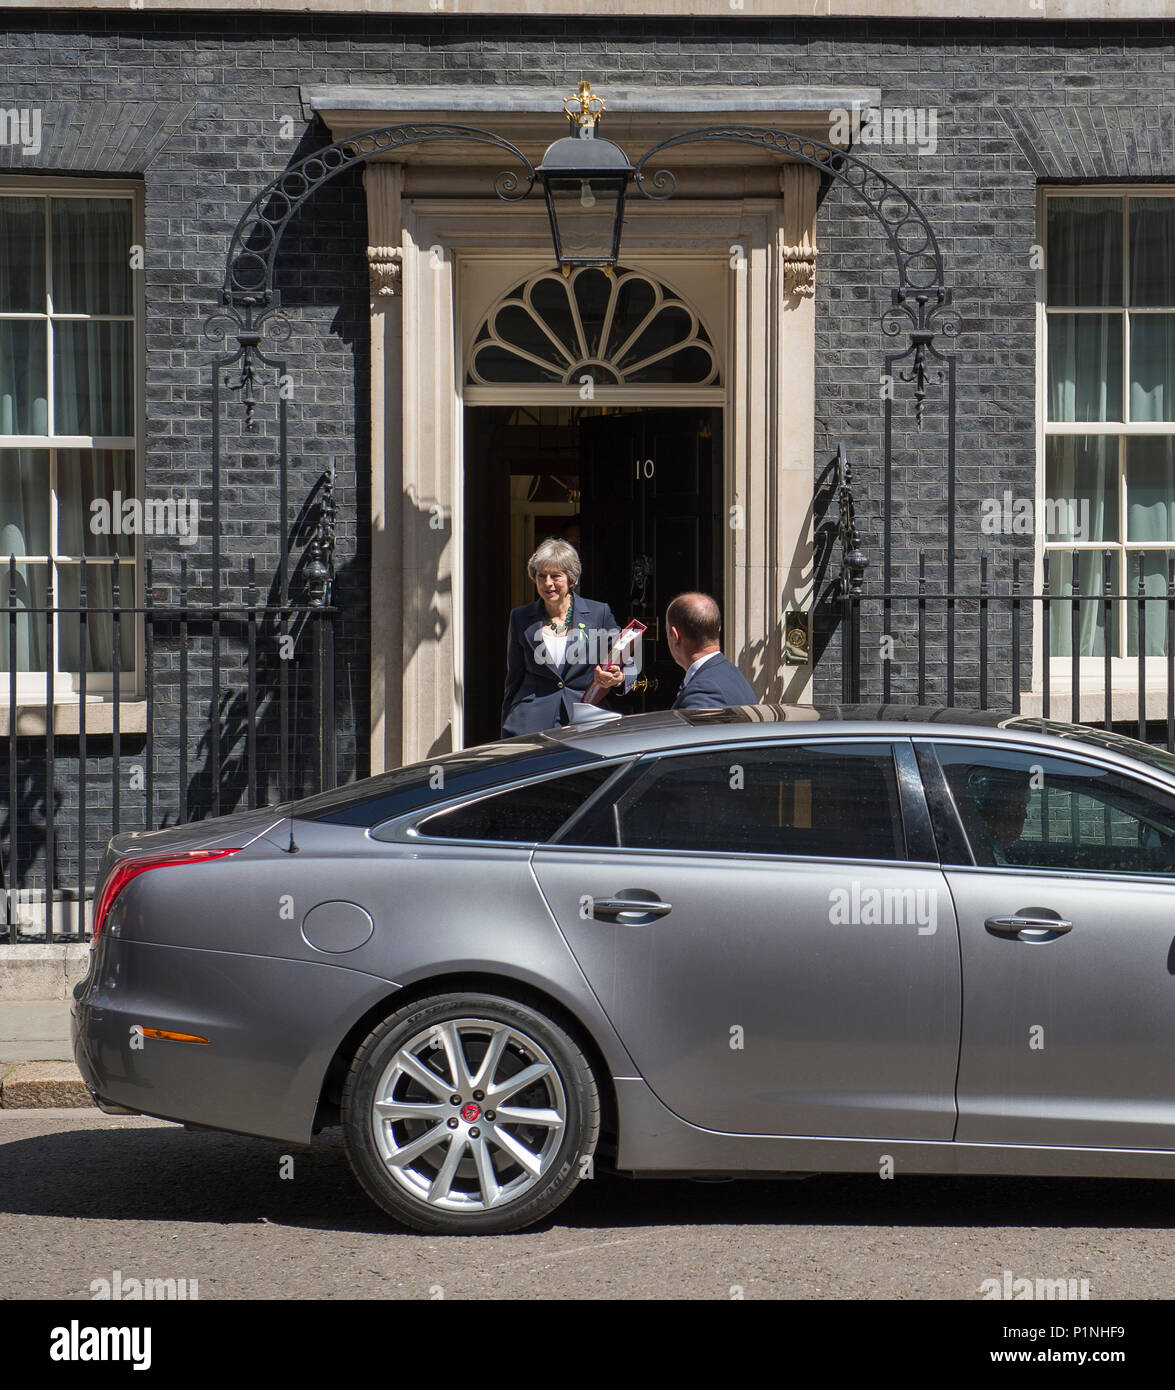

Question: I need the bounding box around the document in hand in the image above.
[581,619,647,706]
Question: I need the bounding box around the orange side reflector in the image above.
[138,1028,209,1045]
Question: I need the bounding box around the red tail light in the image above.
[90,847,242,945]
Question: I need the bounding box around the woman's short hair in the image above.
[528,537,581,590]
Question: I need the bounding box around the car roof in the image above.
[543,703,1175,782]
[545,703,1015,755]
[286,703,1175,825]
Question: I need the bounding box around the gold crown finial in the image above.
[563,81,605,131]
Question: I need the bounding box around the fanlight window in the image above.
[468,266,719,387]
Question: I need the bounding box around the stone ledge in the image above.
[0,945,92,1001]
[0,702,147,737]
[0,1062,93,1110]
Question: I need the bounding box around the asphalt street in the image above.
[3,1109,1174,1301]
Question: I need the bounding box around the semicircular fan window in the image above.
[468,266,719,387]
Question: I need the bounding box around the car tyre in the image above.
[342,992,600,1235]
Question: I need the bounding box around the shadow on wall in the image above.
[401,484,454,762]
[179,468,352,822]
[737,450,848,707]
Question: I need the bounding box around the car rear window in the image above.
[282,736,599,827]
[403,765,620,844]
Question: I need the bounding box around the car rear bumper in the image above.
[72,935,402,1144]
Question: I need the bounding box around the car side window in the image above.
[408,765,618,844]
[934,744,1175,875]
[559,742,906,859]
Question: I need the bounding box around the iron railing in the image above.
[1,553,338,942]
[840,550,1175,751]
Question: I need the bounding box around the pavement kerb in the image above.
[0,1061,93,1109]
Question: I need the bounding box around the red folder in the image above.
[581,620,647,706]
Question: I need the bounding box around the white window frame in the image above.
[0,175,145,704]
[1034,183,1175,718]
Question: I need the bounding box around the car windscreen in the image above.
[278,736,600,827]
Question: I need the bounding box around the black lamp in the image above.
[537,82,633,273]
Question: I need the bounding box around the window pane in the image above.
[1046,550,1115,658]
[0,562,47,671]
[0,449,49,557]
[0,196,44,312]
[627,344,715,385]
[0,320,48,434]
[1130,197,1175,307]
[418,766,616,843]
[573,268,612,357]
[1047,197,1122,306]
[1047,313,1122,421]
[1130,314,1175,422]
[51,198,132,315]
[491,304,568,369]
[1125,550,1172,659]
[57,562,134,674]
[470,343,563,384]
[1127,437,1175,542]
[544,181,620,265]
[57,449,136,557]
[575,743,905,859]
[605,276,657,359]
[938,745,1175,875]
[53,321,133,436]
[1044,434,1117,542]
[617,303,692,370]
[526,277,579,360]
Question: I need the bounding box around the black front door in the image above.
[578,409,723,712]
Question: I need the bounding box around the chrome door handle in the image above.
[985,912,1073,939]
[589,893,672,921]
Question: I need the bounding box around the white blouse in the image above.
[541,628,570,668]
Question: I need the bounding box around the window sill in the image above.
[1018,686,1175,724]
[0,701,147,737]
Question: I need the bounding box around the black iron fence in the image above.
[2,553,338,943]
[15,538,1175,944]
[841,549,1175,751]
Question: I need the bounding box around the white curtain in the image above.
[1047,436,1115,657]
[1131,315,1175,423]
[0,450,47,671]
[1130,198,1175,308]
[0,197,134,674]
[57,449,133,674]
[52,199,133,436]
[0,198,48,435]
[1127,437,1175,657]
[1047,199,1122,424]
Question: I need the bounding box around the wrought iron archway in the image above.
[207,118,960,764]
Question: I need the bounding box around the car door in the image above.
[531,738,962,1139]
[924,739,1175,1150]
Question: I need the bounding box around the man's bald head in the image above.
[666,592,722,661]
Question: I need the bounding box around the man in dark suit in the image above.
[667,592,757,710]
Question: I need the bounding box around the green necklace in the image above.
[546,593,574,634]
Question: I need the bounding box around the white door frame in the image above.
[366,173,820,767]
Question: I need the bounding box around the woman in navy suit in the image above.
[501,538,629,737]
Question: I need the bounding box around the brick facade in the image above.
[1,13,1173,912]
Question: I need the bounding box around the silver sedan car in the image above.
[72,705,1175,1234]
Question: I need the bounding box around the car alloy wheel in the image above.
[343,994,599,1234]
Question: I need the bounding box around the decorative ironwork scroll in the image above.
[208,114,959,708]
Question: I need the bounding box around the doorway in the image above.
[463,404,724,745]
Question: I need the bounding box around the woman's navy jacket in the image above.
[501,595,624,736]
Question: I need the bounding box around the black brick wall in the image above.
[0,14,1173,917]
